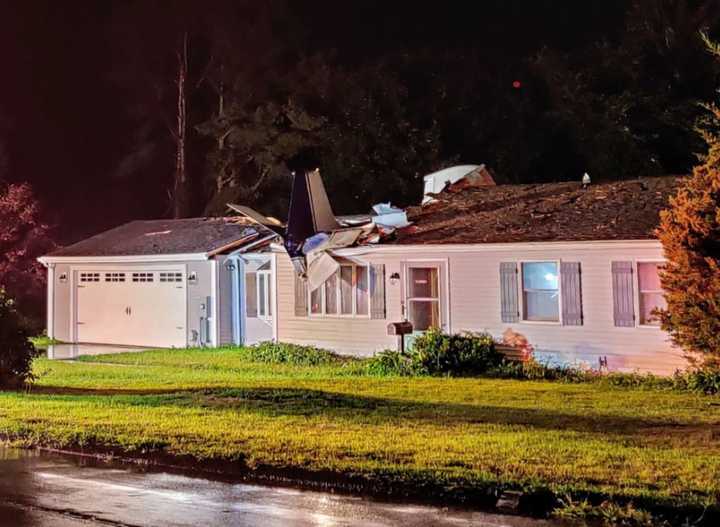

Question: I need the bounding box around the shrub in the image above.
[672,368,720,395]
[0,290,39,388]
[244,341,341,366]
[410,328,503,376]
[553,497,663,526]
[364,349,414,376]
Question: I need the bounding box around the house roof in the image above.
[394,176,683,245]
[46,217,272,258]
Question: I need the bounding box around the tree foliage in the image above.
[0,289,38,388]
[0,183,54,330]
[657,36,720,367]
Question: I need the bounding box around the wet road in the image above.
[0,448,555,527]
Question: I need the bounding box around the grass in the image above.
[29,335,62,348]
[1,346,719,520]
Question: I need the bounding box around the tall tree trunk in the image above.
[173,32,189,218]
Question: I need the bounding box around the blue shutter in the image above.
[612,261,635,327]
[500,262,519,323]
[561,262,583,326]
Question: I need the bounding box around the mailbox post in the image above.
[387,321,413,354]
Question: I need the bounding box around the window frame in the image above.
[519,260,562,325]
[308,264,371,318]
[634,260,666,328]
[256,270,272,320]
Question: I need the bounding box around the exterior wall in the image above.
[186,260,214,346]
[276,241,687,374]
[47,260,215,348]
[50,263,72,342]
[215,255,234,346]
[276,251,399,356]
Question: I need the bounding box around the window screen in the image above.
[638,262,666,325]
[522,262,559,322]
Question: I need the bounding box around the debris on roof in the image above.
[282,169,411,282]
[396,176,682,245]
[422,164,496,203]
[227,204,285,231]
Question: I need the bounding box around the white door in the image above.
[75,270,187,348]
[403,262,448,334]
[243,260,274,345]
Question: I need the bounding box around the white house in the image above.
[40,175,687,374]
[275,175,687,374]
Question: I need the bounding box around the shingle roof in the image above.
[394,176,683,245]
[47,217,271,257]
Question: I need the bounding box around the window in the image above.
[406,266,440,331]
[521,262,559,322]
[245,272,258,317]
[104,272,126,282]
[159,272,182,283]
[638,262,666,326]
[132,272,154,282]
[80,272,100,283]
[257,271,272,318]
[309,264,369,317]
[245,271,272,319]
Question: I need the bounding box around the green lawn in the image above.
[1,347,719,515]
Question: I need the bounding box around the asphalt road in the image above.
[0,448,555,527]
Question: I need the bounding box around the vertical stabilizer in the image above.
[284,169,339,258]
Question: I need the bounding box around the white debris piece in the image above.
[371,202,410,229]
[306,251,341,291]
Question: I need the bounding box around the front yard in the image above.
[1,347,719,520]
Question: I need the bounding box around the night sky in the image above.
[0,1,629,243]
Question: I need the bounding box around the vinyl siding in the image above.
[276,241,686,374]
[276,252,398,356]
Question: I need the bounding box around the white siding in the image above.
[276,252,398,356]
[277,241,687,374]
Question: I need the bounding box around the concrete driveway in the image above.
[44,343,150,360]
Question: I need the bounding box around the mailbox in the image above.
[387,321,413,335]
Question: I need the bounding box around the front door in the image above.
[403,262,448,335]
[242,257,274,345]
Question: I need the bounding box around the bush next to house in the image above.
[366,329,503,377]
[0,290,39,388]
[411,328,503,376]
[656,35,720,371]
[245,341,342,366]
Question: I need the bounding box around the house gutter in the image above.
[330,238,662,257]
[37,253,211,265]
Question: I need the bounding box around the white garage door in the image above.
[75,270,187,348]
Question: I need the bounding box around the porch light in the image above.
[389,272,400,285]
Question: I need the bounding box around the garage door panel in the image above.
[75,270,187,348]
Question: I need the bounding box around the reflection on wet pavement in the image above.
[0,448,556,527]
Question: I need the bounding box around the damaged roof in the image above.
[47,217,271,257]
[395,176,683,245]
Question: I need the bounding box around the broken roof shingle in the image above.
[47,217,270,257]
[394,176,683,245]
